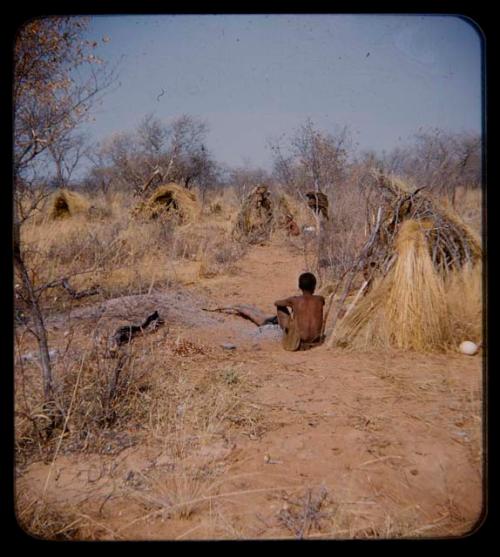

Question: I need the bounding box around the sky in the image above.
[81,14,483,170]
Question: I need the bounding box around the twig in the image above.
[202,305,276,327]
[61,278,100,300]
[116,485,297,534]
[298,489,312,539]
[42,351,87,496]
[34,267,100,297]
[76,513,123,540]
[343,279,369,320]
[358,455,404,467]
[320,263,353,337]
[327,206,382,346]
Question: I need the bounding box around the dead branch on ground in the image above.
[203,304,277,327]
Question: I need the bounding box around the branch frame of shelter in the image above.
[326,171,482,352]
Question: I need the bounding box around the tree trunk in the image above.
[14,221,54,401]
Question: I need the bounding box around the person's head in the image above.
[298,272,317,294]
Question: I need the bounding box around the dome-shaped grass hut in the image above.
[46,189,93,220]
[232,184,300,243]
[132,182,201,224]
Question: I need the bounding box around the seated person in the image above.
[274,272,325,351]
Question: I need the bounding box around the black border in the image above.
[2,1,495,549]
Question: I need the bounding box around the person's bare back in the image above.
[283,294,324,342]
[274,272,325,350]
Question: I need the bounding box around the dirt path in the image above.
[17,240,484,540]
[182,241,484,538]
[198,241,308,308]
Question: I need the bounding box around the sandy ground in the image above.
[15,240,484,540]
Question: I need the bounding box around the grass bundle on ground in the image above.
[232,185,300,243]
[330,219,452,351]
[47,189,92,220]
[132,182,201,224]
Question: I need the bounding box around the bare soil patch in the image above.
[15,239,484,540]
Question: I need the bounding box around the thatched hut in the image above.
[329,220,453,351]
[326,173,482,352]
[305,191,329,220]
[232,185,300,243]
[132,182,201,224]
[47,189,92,220]
[364,174,482,275]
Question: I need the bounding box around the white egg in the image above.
[459,341,478,355]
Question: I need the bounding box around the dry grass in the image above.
[277,486,332,538]
[32,188,110,223]
[326,177,483,352]
[330,220,453,351]
[14,180,483,540]
[15,314,261,458]
[444,262,483,344]
[386,220,452,350]
[15,319,266,539]
[18,188,247,308]
[48,189,92,220]
[16,492,85,540]
[232,185,305,244]
[442,185,483,237]
[15,344,147,464]
[132,182,201,224]
[126,457,220,522]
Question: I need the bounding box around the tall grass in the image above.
[444,262,483,343]
[330,220,454,351]
[18,189,246,308]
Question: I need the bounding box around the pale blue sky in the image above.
[83,14,483,169]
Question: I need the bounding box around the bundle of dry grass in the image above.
[330,220,452,351]
[444,262,483,343]
[132,182,201,224]
[47,189,92,220]
[232,185,300,243]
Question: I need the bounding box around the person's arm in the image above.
[274,296,294,309]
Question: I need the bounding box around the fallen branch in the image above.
[34,274,100,299]
[203,304,277,327]
[61,278,100,299]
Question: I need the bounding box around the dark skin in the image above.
[274,289,325,342]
